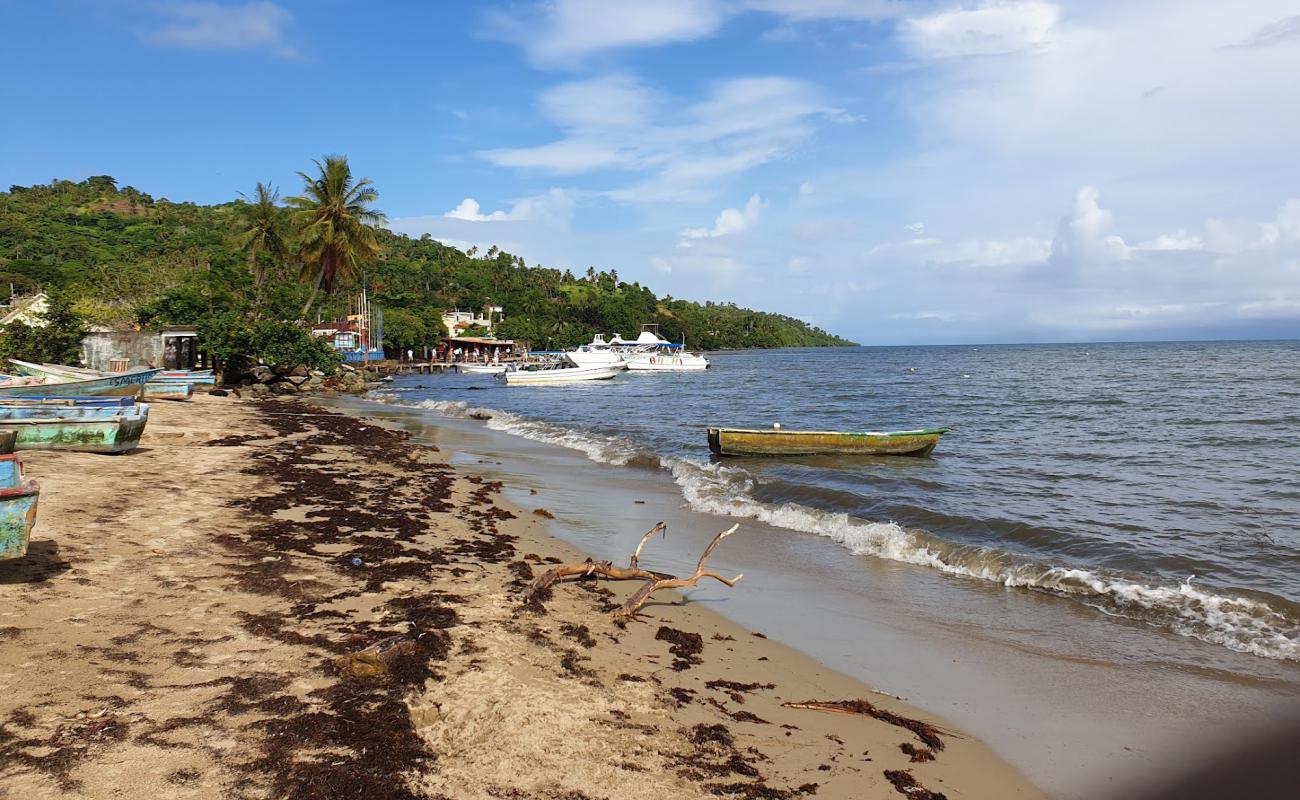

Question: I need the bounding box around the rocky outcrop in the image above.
[227,363,382,399]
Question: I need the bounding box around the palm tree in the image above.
[233,182,286,290]
[286,156,385,317]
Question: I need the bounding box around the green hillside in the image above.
[0,172,856,354]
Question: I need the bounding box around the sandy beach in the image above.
[0,394,1040,799]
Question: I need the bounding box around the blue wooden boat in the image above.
[0,404,149,453]
[0,395,136,407]
[143,381,194,401]
[10,360,198,401]
[0,368,160,398]
[0,454,39,560]
[158,369,214,385]
[0,406,141,420]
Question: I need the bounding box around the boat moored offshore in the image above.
[707,425,948,457]
[563,334,629,370]
[501,362,622,385]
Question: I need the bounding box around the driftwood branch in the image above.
[781,699,952,751]
[522,522,670,604]
[613,524,743,618]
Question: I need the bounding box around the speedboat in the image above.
[616,328,710,371]
[457,363,508,375]
[500,362,622,385]
[563,334,628,370]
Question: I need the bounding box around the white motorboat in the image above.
[623,349,710,371]
[563,334,628,369]
[615,328,710,371]
[500,362,622,385]
[456,363,508,375]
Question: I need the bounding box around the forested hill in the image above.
[0,176,856,351]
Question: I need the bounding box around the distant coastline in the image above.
[0,176,855,354]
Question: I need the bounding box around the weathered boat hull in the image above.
[503,364,622,385]
[143,381,194,401]
[706,427,948,457]
[0,396,136,407]
[0,455,39,560]
[0,406,149,453]
[0,369,160,398]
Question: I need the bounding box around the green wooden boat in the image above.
[0,405,150,454]
[0,454,39,560]
[707,425,948,457]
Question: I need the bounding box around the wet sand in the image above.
[0,394,1039,799]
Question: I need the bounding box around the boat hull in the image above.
[624,355,709,371]
[0,455,39,560]
[0,366,160,398]
[0,406,149,453]
[503,364,622,385]
[707,427,947,457]
[143,381,194,401]
[456,364,508,375]
[564,351,628,369]
[0,396,136,407]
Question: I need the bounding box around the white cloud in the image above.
[901,1,1060,59]
[1135,231,1205,252]
[483,0,726,66]
[1049,185,1132,267]
[481,76,843,202]
[1225,14,1300,49]
[680,194,764,244]
[740,0,904,22]
[538,75,660,129]
[444,189,576,224]
[484,0,917,66]
[141,2,300,58]
[445,198,504,222]
[867,233,1048,267]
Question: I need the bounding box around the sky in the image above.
[2,0,1299,345]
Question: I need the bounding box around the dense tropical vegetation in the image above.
[0,160,854,372]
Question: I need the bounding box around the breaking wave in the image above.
[374,394,1300,662]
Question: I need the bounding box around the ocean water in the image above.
[376,341,1300,665]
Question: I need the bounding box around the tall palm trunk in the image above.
[301,270,324,318]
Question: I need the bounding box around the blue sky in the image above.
[3,1,1300,344]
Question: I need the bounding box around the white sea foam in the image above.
[374,395,1300,662]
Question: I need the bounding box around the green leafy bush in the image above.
[197,312,341,377]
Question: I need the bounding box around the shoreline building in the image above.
[441,305,503,337]
[310,290,385,363]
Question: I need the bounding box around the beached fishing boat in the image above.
[0,404,149,453]
[501,363,622,385]
[0,368,160,398]
[158,369,214,381]
[707,426,948,457]
[10,361,193,401]
[0,396,136,407]
[143,381,194,401]
[0,454,39,560]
